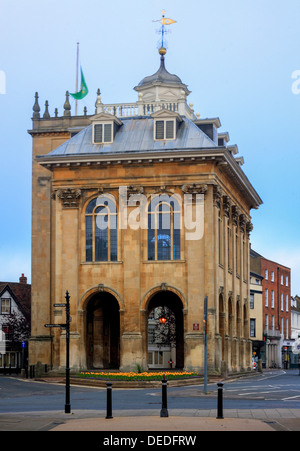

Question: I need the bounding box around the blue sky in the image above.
[0,0,299,294]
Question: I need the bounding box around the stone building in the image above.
[28,46,262,374]
[249,269,264,365]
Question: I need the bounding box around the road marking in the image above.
[282,395,300,401]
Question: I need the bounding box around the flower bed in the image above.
[77,371,198,381]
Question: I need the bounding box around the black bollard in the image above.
[106,382,113,419]
[160,374,169,417]
[216,383,224,419]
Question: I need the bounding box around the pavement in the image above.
[1,408,300,431]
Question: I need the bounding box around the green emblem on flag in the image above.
[70,68,88,100]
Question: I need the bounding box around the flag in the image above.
[70,68,88,100]
[162,18,176,25]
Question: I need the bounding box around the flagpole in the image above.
[75,42,79,116]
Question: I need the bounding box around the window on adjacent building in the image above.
[0,298,10,315]
[271,271,274,282]
[281,274,283,285]
[265,269,268,280]
[286,294,289,312]
[286,276,289,287]
[250,293,254,309]
[265,289,268,307]
[250,319,256,337]
[281,293,284,311]
[148,196,181,261]
[271,290,275,308]
[265,314,269,330]
[85,196,117,262]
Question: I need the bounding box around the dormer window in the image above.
[152,109,182,142]
[94,123,113,143]
[194,118,221,144]
[155,119,175,140]
[91,112,122,145]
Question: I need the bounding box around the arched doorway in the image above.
[86,291,120,369]
[147,290,184,369]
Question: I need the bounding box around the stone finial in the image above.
[83,106,87,116]
[43,100,50,119]
[32,92,40,119]
[95,88,103,113]
[64,91,71,117]
[54,108,58,117]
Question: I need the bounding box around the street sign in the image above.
[21,341,26,348]
[46,290,71,414]
[44,324,66,328]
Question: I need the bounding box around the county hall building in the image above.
[28,44,262,374]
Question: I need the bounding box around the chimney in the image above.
[19,273,27,284]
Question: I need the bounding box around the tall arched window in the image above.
[148,196,181,261]
[85,196,117,262]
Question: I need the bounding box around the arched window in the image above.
[148,196,180,261]
[85,196,117,262]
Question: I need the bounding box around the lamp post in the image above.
[65,291,71,414]
[203,296,208,394]
[45,290,71,414]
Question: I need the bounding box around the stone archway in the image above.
[145,290,184,369]
[86,291,120,369]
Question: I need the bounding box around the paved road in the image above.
[1,370,300,431]
[0,370,300,413]
[1,369,300,412]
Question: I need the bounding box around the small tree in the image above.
[2,312,30,350]
[154,306,176,348]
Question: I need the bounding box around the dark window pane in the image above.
[86,216,93,261]
[157,212,171,260]
[148,214,155,260]
[155,121,164,140]
[86,198,97,214]
[94,124,103,143]
[157,231,171,260]
[166,120,174,139]
[110,227,118,261]
[95,215,108,261]
[104,124,112,142]
[95,205,107,214]
[173,227,181,260]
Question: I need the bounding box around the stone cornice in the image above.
[37,147,262,209]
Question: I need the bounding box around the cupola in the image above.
[134,47,194,118]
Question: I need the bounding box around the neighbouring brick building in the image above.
[28,45,262,374]
[250,249,292,368]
